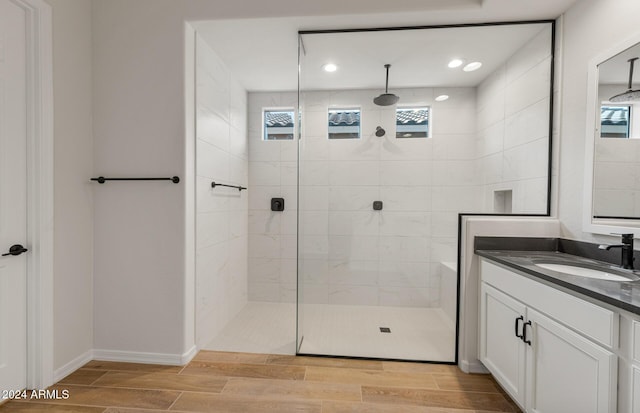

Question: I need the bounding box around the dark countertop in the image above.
[476,249,640,315]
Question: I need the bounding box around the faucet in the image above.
[599,233,635,270]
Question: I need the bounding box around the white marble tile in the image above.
[329,211,379,236]
[379,161,430,186]
[328,160,379,186]
[431,160,477,186]
[280,283,297,303]
[197,140,230,181]
[196,211,230,248]
[280,161,297,186]
[299,235,329,260]
[328,260,379,286]
[432,134,477,160]
[380,136,433,161]
[300,211,329,235]
[328,186,380,211]
[479,153,503,185]
[301,283,329,304]
[379,212,429,237]
[328,285,379,306]
[299,185,329,211]
[197,176,231,213]
[281,140,298,162]
[197,107,230,151]
[249,138,281,162]
[248,161,280,186]
[299,136,329,161]
[248,185,282,211]
[248,210,281,235]
[504,97,550,149]
[302,110,328,138]
[502,137,549,181]
[430,237,457,263]
[229,210,248,240]
[430,212,459,238]
[280,210,298,235]
[379,186,430,212]
[248,258,281,283]
[280,234,297,259]
[299,161,329,186]
[229,125,248,160]
[248,234,280,259]
[280,259,297,284]
[477,120,505,157]
[379,236,430,262]
[379,287,431,307]
[328,235,379,261]
[248,282,281,302]
[505,27,552,85]
[431,186,482,212]
[299,259,329,284]
[328,135,379,162]
[505,57,551,117]
[378,261,430,288]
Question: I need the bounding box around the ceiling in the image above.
[599,43,640,86]
[194,0,579,91]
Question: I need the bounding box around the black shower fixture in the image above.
[375,126,386,137]
[373,64,400,106]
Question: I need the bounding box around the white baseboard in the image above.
[459,359,490,374]
[93,346,198,366]
[54,349,94,382]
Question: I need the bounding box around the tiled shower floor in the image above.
[205,302,455,362]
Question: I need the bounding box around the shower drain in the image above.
[379,327,391,333]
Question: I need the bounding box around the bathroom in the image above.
[192,21,552,363]
[5,0,640,411]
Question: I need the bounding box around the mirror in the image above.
[585,34,640,234]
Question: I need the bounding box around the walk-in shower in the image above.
[193,19,553,362]
[296,22,553,362]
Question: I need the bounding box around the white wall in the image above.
[248,87,477,307]
[195,36,248,348]
[559,0,640,242]
[247,92,298,303]
[476,27,551,214]
[46,0,94,372]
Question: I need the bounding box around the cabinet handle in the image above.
[523,320,532,345]
[514,316,524,339]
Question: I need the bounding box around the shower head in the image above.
[610,57,640,102]
[374,64,399,106]
[375,126,386,137]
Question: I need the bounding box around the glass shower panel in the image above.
[296,23,553,362]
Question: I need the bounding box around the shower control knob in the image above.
[373,201,383,211]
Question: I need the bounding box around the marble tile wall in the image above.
[476,27,552,214]
[195,36,249,347]
[248,87,477,307]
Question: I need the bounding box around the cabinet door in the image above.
[480,282,527,408]
[526,308,617,413]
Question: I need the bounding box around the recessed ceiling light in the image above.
[448,59,464,68]
[463,62,482,72]
[435,95,449,102]
[322,63,338,73]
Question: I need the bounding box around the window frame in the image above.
[263,107,296,141]
[328,107,362,140]
[395,106,430,139]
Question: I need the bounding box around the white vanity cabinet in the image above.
[480,259,618,413]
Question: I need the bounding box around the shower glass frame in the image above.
[296,20,556,363]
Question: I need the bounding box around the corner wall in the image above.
[46,0,95,375]
[195,36,248,348]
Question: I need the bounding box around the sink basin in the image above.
[534,263,635,282]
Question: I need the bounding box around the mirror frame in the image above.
[583,31,640,236]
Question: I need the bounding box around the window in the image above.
[600,105,631,138]
[396,107,429,138]
[264,109,295,140]
[328,108,361,139]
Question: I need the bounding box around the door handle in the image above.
[523,320,532,346]
[2,244,28,257]
[515,316,524,339]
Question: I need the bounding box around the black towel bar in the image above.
[211,182,247,191]
[91,176,180,184]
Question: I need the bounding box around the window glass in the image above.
[600,105,631,138]
[396,107,429,138]
[328,109,361,139]
[264,109,295,140]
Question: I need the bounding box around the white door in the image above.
[479,282,527,409]
[0,0,29,395]
[526,308,617,413]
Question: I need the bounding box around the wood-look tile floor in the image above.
[0,351,521,413]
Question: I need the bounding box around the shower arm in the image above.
[628,58,638,90]
[384,64,391,93]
